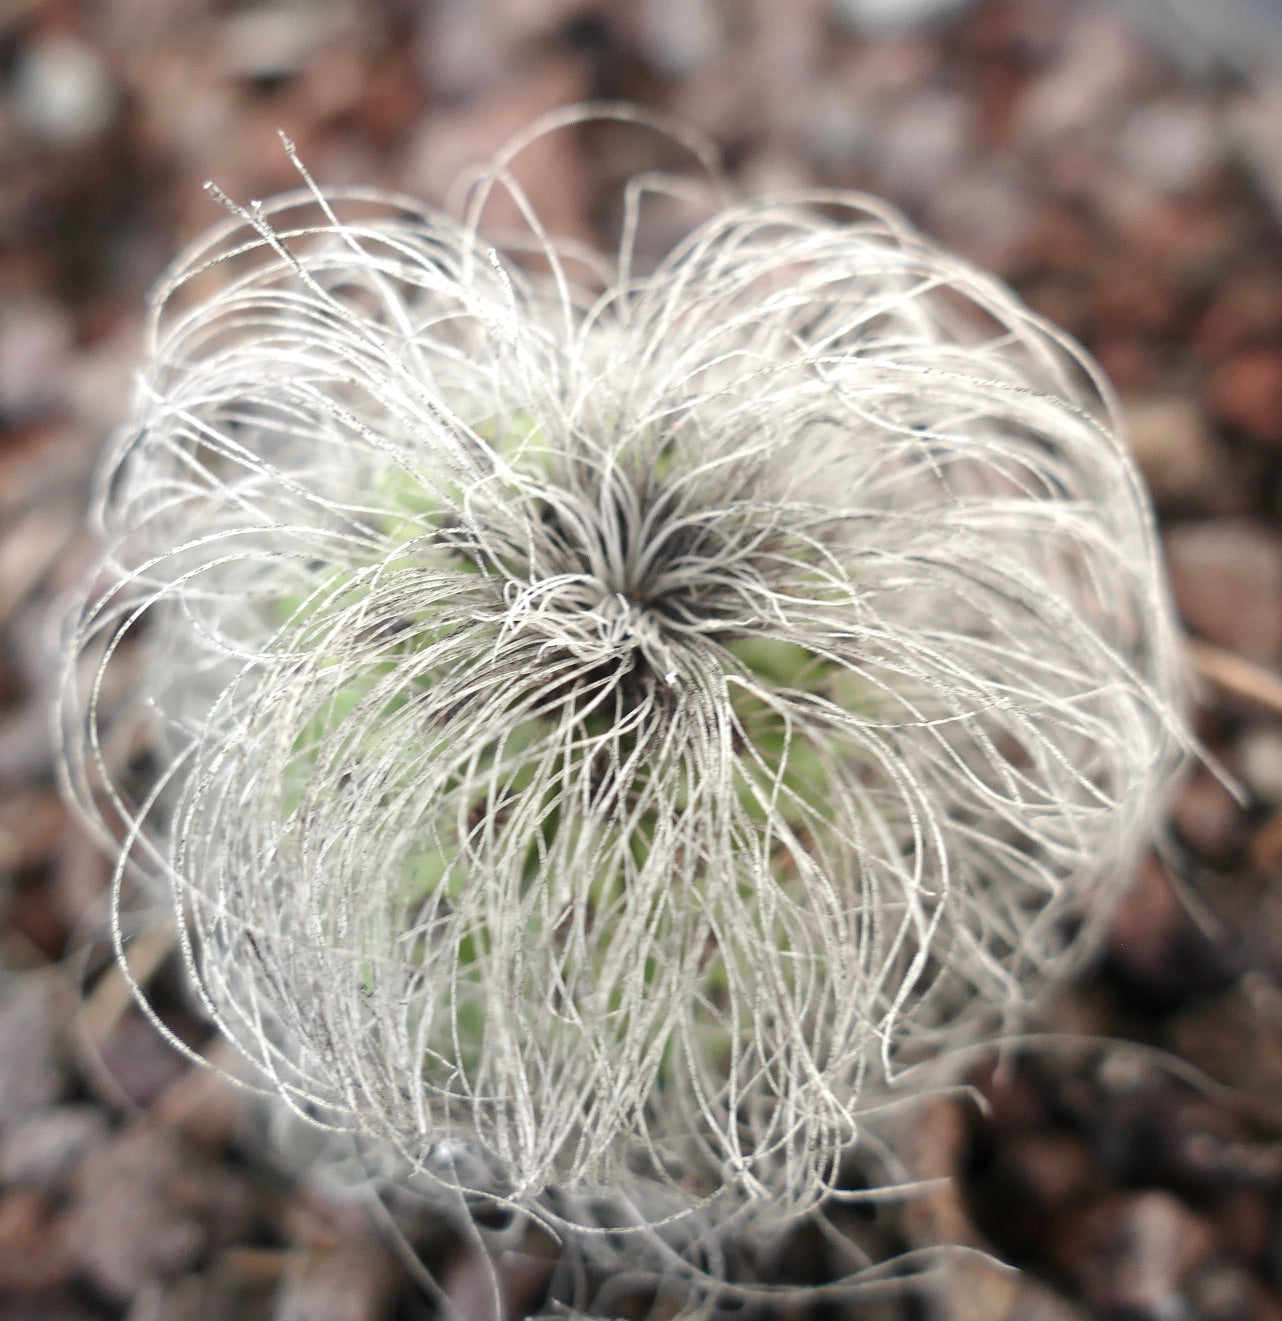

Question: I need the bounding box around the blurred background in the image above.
[4,1,1282,1317]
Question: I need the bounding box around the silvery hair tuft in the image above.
[60,113,1188,1239]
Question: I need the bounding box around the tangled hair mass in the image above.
[61,112,1187,1252]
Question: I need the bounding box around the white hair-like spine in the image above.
[60,124,1188,1240]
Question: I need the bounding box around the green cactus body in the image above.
[275,427,848,1109]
